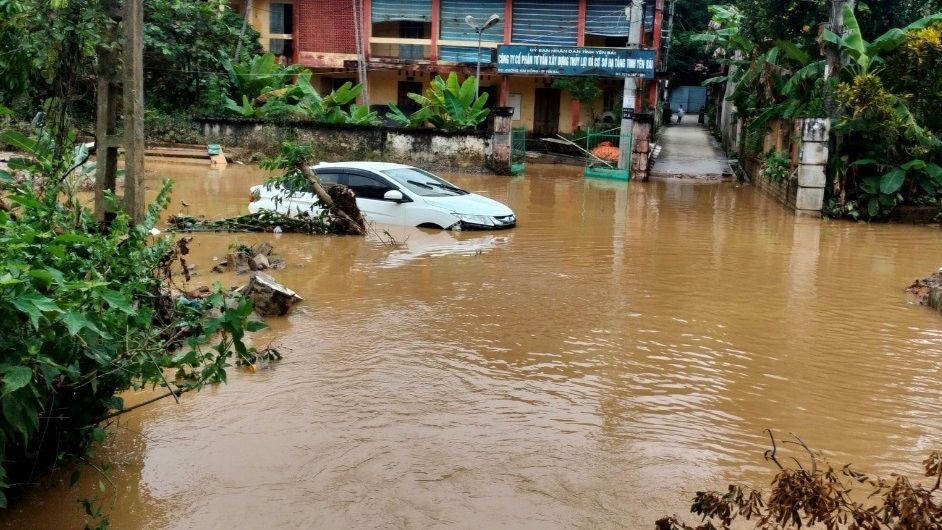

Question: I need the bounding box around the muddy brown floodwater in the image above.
[4,160,942,529]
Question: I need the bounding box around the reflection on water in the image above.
[374,228,513,269]
[4,161,942,528]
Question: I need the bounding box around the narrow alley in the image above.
[651,120,733,179]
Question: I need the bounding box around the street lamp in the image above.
[465,14,501,99]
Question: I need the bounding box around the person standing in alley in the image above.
[677,105,685,123]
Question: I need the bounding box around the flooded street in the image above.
[4,160,942,528]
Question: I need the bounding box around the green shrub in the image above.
[0,126,269,506]
[759,150,792,182]
[144,110,205,145]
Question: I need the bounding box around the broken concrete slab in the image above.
[239,273,302,316]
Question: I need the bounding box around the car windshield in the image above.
[382,168,468,197]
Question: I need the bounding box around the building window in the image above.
[398,21,427,60]
[269,39,294,57]
[269,3,293,57]
[585,0,631,47]
[269,3,293,35]
[371,0,432,60]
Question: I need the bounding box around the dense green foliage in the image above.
[0,0,260,119]
[826,7,942,219]
[855,0,942,38]
[700,1,942,220]
[386,73,490,130]
[219,53,380,125]
[759,150,791,182]
[143,0,262,112]
[666,0,720,85]
[696,4,826,143]
[0,116,270,508]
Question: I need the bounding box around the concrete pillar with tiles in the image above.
[795,118,829,216]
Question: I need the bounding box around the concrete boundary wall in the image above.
[196,118,488,170]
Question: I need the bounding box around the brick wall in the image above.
[296,0,357,56]
[746,153,798,211]
[741,119,826,216]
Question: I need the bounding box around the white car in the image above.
[248,162,516,230]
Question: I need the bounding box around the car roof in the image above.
[312,161,414,172]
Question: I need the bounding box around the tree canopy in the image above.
[0,0,261,118]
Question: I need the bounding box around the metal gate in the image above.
[583,127,630,180]
[510,127,526,175]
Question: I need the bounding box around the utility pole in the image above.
[618,0,643,171]
[661,0,676,67]
[352,0,369,106]
[94,0,120,222]
[94,0,145,225]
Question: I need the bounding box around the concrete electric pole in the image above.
[618,0,644,171]
[94,0,145,225]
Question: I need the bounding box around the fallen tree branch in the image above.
[297,162,366,235]
[100,388,187,422]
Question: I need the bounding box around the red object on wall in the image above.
[431,0,441,61]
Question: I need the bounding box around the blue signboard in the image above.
[496,45,656,78]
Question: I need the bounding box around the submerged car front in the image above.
[379,166,516,230]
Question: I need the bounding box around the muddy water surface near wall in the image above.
[3,162,942,528]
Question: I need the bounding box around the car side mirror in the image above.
[384,190,406,202]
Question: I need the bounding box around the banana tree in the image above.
[220,52,307,109]
[696,7,823,142]
[824,6,942,217]
[387,72,490,130]
[823,5,941,147]
[385,103,431,128]
[823,6,942,77]
[293,78,378,124]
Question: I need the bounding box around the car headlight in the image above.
[453,213,495,226]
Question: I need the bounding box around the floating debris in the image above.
[168,211,331,234]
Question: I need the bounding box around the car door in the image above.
[286,170,341,216]
[343,171,405,225]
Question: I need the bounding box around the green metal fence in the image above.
[510,127,526,175]
[583,127,631,180]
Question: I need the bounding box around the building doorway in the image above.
[533,88,560,137]
[397,81,423,114]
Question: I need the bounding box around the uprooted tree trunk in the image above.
[297,162,366,235]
